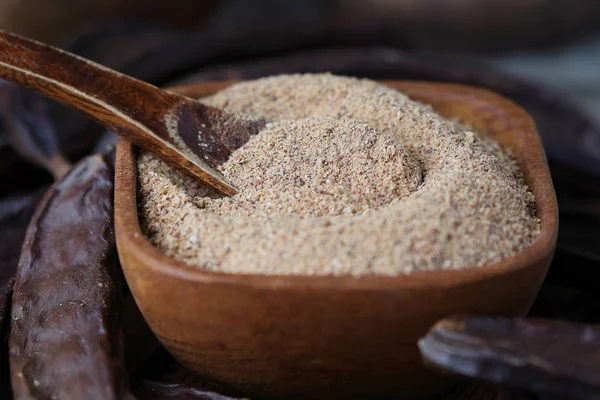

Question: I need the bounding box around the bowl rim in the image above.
[114,79,558,291]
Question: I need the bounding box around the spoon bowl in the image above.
[115,80,558,400]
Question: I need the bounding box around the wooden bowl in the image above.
[114,80,558,400]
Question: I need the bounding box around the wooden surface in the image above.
[0,30,264,196]
[114,81,558,400]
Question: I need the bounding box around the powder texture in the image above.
[205,118,422,217]
[137,73,541,276]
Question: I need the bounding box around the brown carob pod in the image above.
[0,83,71,180]
[9,151,133,400]
[419,316,600,400]
[132,380,248,400]
[0,188,47,330]
[0,186,49,396]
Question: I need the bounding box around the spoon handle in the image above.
[0,30,237,196]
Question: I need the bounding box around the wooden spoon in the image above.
[0,30,265,196]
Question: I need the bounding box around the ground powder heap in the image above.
[138,73,540,276]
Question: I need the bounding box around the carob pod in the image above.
[0,82,71,181]
[9,151,133,400]
[0,78,70,332]
[419,316,600,400]
[132,380,248,400]
[0,83,72,396]
[0,81,76,195]
[0,186,48,396]
[0,188,47,329]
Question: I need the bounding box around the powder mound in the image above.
[203,118,422,217]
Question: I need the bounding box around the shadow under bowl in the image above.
[114,80,558,400]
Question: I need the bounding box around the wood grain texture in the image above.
[0,30,268,196]
[114,81,558,400]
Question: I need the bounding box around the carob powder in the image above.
[138,74,540,276]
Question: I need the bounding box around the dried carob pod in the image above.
[0,186,48,397]
[0,82,72,180]
[9,151,133,400]
[132,380,248,400]
[419,316,600,400]
[0,188,47,330]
